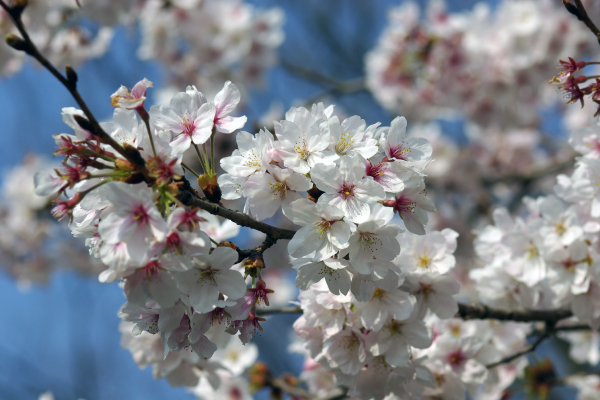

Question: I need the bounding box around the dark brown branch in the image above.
[0,0,150,177]
[1,0,301,245]
[256,306,303,316]
[259,303,574,323]
[267,374,347,400]
[236,235,278,263]
[572,0,600,43]
[281,59,365,94]
[457,303,572,323]
[177,182,296,241]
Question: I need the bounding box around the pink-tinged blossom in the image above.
[218,174,248,200]
[173,247,246,313]
[226,312,266,344]
[300,283,351,337]
[557,330,600,366]
[102,108,145,149]
[225,280,274,321]
[34,169,66,197]
[111,78,153,109]
[343,218,402,275]
[402,273,460,319]
[220,130,274,177]
[395,230,457,276]
[213,81,247,133]
[293,257,352,295]
[357,288,414,331]
[383,116,432,163]
[155,208,211,256]
[244,164,312,221]
[569,120,600,159]
[311,156,386,224]
[322,326,370,375]
[327,115,378,158]
[363,158,413,193]
[366,318,432,367]
[150,85,216,154]
[382,175,435,235]
[124,258,182,308]
[274,106,338,173]
[428,336,490,385]
[556,58,586,83]
[286,199,352,261]
[97,182,168,262]
[119,301,160,336]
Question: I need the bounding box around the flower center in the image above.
[182,116,196,137]
[269,181,287,200]
[360,232,383,251]
[335,131,354,155]
[415,251,433,269]
[132,205,150,225]
[393,196,415,214]
[389,143,410,160]
[366,162,386,182]
[448,350,466,368]
[314,220,332,238]
[295,139,311,161]
[338,182,356,199]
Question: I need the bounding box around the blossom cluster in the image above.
[291,226,463,399]
[366,0,597,128]
[0,0,283,95]
[468,119,600,398]
[30,72,449,397]
[0,154,103,286]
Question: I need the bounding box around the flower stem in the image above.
[136,107,157,157]
[193,144,208,175]
[210,127,216,172]
[182,162,200,179]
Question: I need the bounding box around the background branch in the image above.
[486,323,556,369]
[258,303,575,324]
[571,0,600,43]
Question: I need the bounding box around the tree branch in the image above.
[258,303,575,323]
[571,0,600,43]
[1,2,299,244]
[256,306,302,316]
[0,0,151,177]
[456,303,572,323]
[236,235,278,263]
[176,180,296,241]
[281,59,366,94]
[486,323,556,369]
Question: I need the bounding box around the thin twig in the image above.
[256,306,303,316]
[486,324,555,369]
[0,0,151,177]
[177,178,297,240]
[572,0,600,43]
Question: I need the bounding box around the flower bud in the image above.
[307,183,324,203]
[4,34,28,52]
[219,241,238,251]
[198,173,221,203]
[10,0,29,17]
[244,256,265,280]
[247,362,269,393]
[65,65,78,87]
